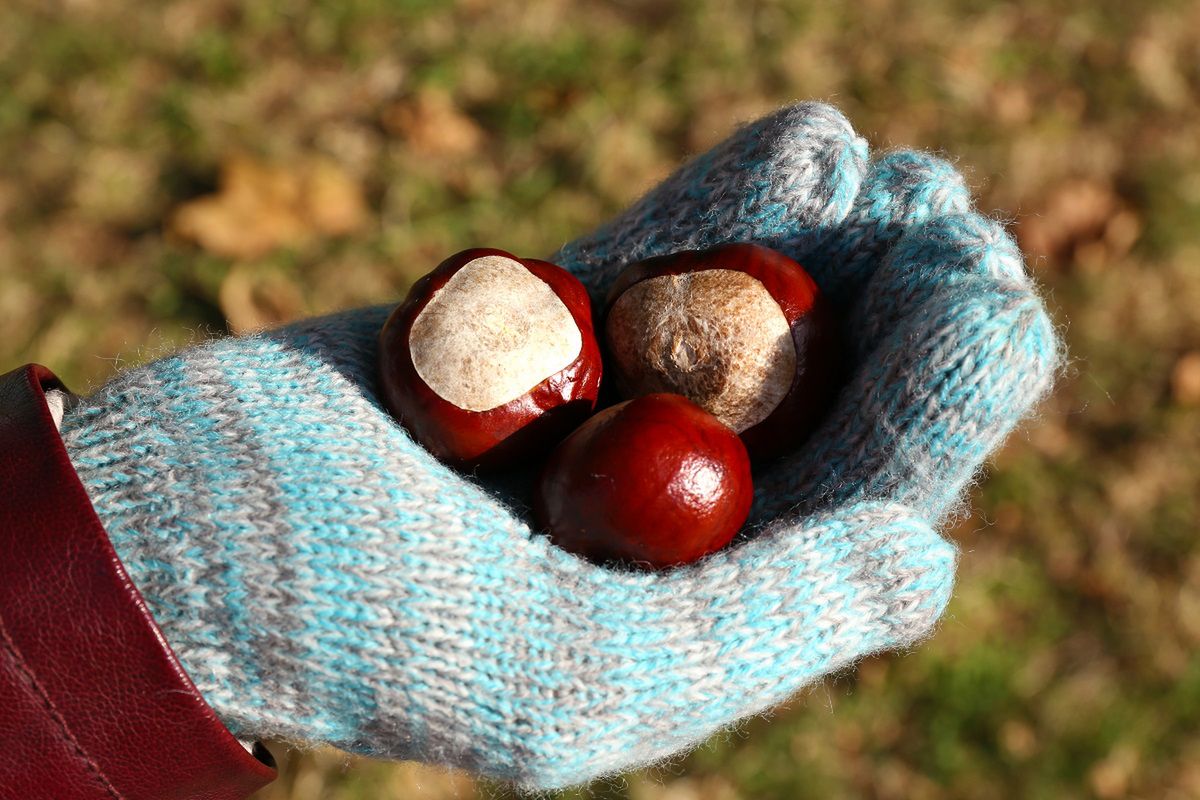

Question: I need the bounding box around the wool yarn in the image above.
[59,102,1061,790]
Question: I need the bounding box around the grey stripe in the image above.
[181,344,318,726]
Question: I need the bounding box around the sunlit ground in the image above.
[3,0,1199,797]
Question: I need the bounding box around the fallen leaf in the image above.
[1171,351,1200,406]
[630,775,742,800]
[383,761,475,799]
[1018,179,1138,269]
[303,160,370,236]
[990,82,1033,126]
[382,87,484,159]
[218,265,306,333]
[171,154,367,260]
[1089,744,1140,799]
[1000,719,1038,759]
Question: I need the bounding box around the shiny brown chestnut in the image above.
[535,393,753,570]
[603,242,839,459]
[379,247,602,469]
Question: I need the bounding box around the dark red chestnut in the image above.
[535,393,752,570]
[379,247,602,469]
[603,242,838,459]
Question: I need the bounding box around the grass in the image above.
[3,0,1200,797]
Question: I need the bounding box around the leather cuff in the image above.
[0,364,277,800]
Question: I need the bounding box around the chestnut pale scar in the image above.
[410,255,583,411]
[606,268,796,432]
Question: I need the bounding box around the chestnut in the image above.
[535,393,752,570]
[603,242,838,459]
[379,247,602,469]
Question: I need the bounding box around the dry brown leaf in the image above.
[302,160,368,236]
[382,761,476,799]
[631,775,742,800]
[1000,719,1038,759]
[990,82,1033,126]
[1017,179,1139,269]
[1130,29,1191,110]
[171,154,367,260]
[1089,743,1140,799]
[218,265,306,333]
[1171,351,1200,406]
[382,88,484,159]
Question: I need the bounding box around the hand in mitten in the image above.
[59,103,1060,790]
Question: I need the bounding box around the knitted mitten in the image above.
[60,102,1060,790]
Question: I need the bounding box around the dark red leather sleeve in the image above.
[0,364,277,800]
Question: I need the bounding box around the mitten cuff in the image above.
[0,363,277,800]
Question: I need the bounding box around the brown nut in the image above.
[379,247,602,469]
[603,242,839,459]
[535,393,753,570]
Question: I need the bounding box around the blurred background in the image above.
[2,0,1198,797]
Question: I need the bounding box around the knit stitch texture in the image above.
[60,102,1061,790]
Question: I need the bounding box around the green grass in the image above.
[3,0,1200,797]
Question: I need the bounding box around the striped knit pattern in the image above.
[59,102,1060,790]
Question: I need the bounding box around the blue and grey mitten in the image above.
[60,103,1060,790]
